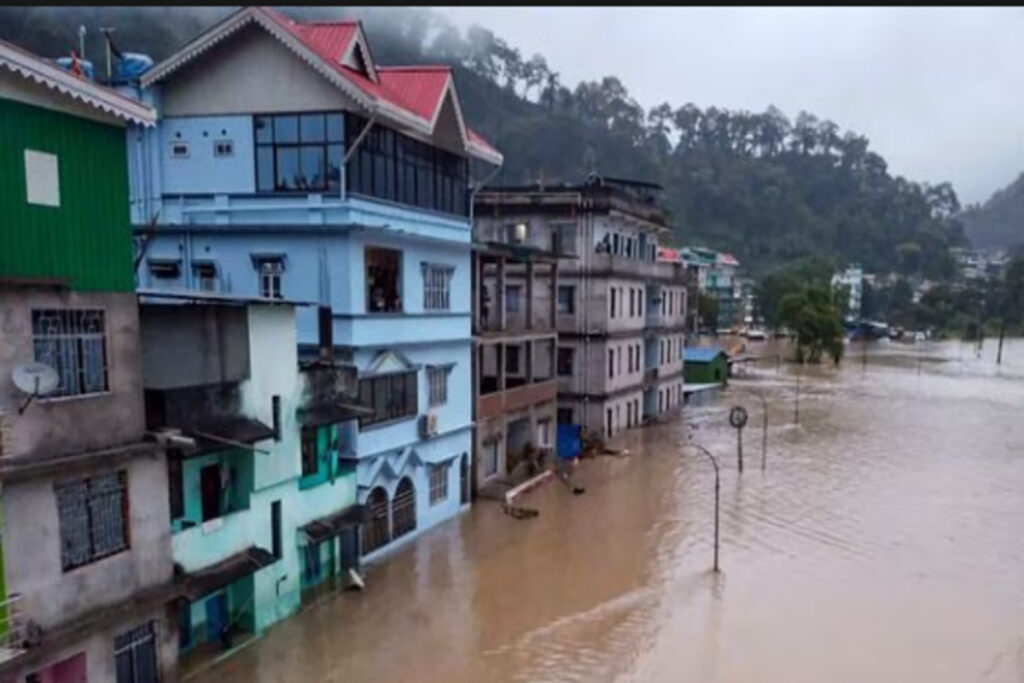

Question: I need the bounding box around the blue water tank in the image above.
[116,53,154,83]
[55,57,94,80]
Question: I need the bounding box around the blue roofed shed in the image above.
[684,346,728,385]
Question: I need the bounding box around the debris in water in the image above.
[503,504,539,519]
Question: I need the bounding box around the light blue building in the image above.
[123,7,501,564]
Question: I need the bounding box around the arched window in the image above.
[460,452,470,504]
[362,487,390,555]
[392,477,417,539]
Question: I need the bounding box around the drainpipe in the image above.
[469,160,504,227]
[340,113,378,202]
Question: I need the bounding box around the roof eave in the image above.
[0,41,156,127]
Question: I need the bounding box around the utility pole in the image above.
[794,363,801,426]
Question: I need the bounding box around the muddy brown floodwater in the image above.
[197,339,1024,683]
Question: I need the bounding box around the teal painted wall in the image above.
[0,97,134,291]
[172,450,255,533]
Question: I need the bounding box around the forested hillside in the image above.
[959,173,1024,250]
[0,6,967,277]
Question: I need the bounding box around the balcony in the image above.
[478,379,558,419]
[643,367,659,387]
[172,508,252,574]
[334,313,470,346]
[567,254,685,283]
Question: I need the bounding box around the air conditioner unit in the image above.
[419,412,439,438]
[509,223,527,244]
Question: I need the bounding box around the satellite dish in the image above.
[12,362,59,397]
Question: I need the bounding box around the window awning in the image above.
[299,504,369,545]
[297,403,370,429]
[185,416,276,457]
[178,546,276,601]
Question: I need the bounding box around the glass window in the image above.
[55,471,128,571]
[300,114,325,143]
[429,463,449,505]
[254,115,273,144]
[254,112,339,193]
[557,285,575,314]
[276,147,300,191]
[506,285,522,314]
[557,347,574,376]
[32,309,108,397]
[423,264,453,311]
[427,366,449,407]
[273,115,299,143]
[256,146,274,192]
[484,441,499,477]
[345,113,469,216]
[258,259,283,299]
[326,114,344,142]
[358,371,418,427]
[301,426,318,477]
[115,622,158,683]
[366,247,402,313]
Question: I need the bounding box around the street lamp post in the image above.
[686,441,721,572]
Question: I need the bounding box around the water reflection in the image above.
[197,339,1024,683]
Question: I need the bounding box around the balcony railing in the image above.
[0,593,28,662]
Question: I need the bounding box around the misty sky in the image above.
[440,6,1024,205]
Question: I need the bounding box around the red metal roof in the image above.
[261,7,497,155]
[289,21,358,64]
[467,128,498,154]
[377,67,451,122]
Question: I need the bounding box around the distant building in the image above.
[831,265,864,322]
[475,174,690,441]
[0,39,175,683]
[950,247,1009,282]
[680,247,740,332]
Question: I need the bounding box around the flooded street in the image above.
[199,339,1024,683]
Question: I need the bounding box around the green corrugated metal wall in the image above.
[0,97,133,291]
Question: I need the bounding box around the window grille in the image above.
[55,470,128,571]
[32,309,108,397]
[422,264,453,311]
[429,463,450,505]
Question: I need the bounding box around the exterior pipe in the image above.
[468,160,504,227]
[340,113,378,202]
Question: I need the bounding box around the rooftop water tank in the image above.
[116,53,154,83]
[55,57,94,81]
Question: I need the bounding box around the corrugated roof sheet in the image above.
[686,347,726,363]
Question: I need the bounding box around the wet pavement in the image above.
[197,339,1024,683]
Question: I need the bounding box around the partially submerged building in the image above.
[0,40,176,683]
[123,6,499,561]
[471,240,559,494]
[475,175,690,440]
[138,292,363,673]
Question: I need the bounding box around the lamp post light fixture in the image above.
[684,438,721,573]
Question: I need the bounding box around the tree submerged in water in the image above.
[778,286,845,364]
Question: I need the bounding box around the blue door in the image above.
[557,424,581,460]
[205,593,228,646]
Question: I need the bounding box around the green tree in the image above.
[698,291,719,332]
[778,286,845,364]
